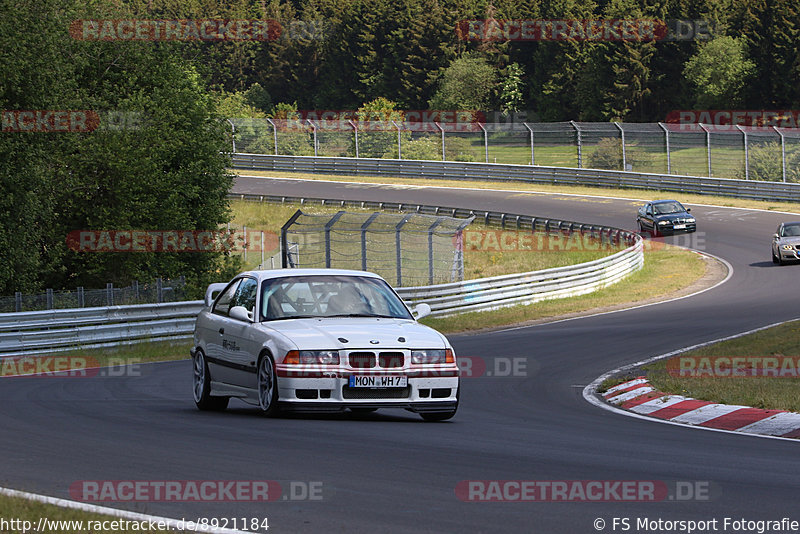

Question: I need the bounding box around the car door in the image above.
[644,204,656,231]
[205,278,242,386]
[224,277,263,387]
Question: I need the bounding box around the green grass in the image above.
[0,493,190,533]
[642,320,800,412]
[422,244,707,333]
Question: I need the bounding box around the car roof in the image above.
[651,199,681,204]
[237,268,384,282]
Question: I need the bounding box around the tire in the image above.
[257,353,280,417]
[651,223,659,238]
[193,350,229,411]
[772,248,780,264]
[420,384,459,422]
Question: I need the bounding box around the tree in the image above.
[683,36,755,109]
[499,63,525,116]
[428,54,497,110]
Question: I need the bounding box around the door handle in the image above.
[219,328,225,335]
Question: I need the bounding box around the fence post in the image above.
[106,283,114,306]
[736,125,749,179]
[226,119,236,153]
[46,288,54,309]
[395,214,412,286]
[774,126,787,182]
[157,278,163,303]
[614,122,627,170]
[14,292,21,312]
[243,225,248,262]
[281,209,303,268]
[427,219,444,285]
[260,231,265,267]
[570,121,582,168]
[324,211,346,268]
[391,120,402,159]
[133,280,139,301]
[523,122,535,165]
[266,118,278,155]
[347,119,359,158]
[306,119,318,157]
[434,121,445,161]
[658,122,671,174]
[77,287,84,308]
[477,122,488,163]
[698,123,712,177]
[360,212,380,271]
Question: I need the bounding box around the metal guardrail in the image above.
[0,194,642,356]
[231,153,800,203]
[0,302,203,357]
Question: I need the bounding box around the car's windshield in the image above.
[260,275,413,321]
[782,224,800,237]
[653,201,685,215]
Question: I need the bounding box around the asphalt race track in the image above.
[3,176,800,533]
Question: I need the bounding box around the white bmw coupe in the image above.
[191,269,459,421]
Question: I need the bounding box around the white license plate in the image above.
[349,375,408,388]
[673,224,686,229]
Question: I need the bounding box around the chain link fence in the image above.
[0,277,187,313]
[228,118,800,182]
[280,210,474,287]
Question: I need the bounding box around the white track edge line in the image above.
[582,318,800,443]
[0,487,254,534]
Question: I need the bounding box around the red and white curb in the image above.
[602,377,800,439]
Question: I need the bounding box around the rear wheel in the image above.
[257,353,280,417]
[193,350,229,411]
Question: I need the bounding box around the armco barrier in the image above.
[231,153,800,203]
[0,195,642,356]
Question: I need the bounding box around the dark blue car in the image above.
[636,200,696,237]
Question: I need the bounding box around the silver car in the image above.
[772,222,800,265]
[191,269,459,421]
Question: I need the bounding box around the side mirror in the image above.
[229,305,252,322]
[413,303,431,320]
[686,208,691,212]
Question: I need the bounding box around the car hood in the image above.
[777,236,800,245]
[257,318,448,350]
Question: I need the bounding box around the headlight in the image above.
[411,349,454,364]
[782,244,794,250]
[284,350,340,364]
[658,221,669,225]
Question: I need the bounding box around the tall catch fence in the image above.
[228,118,800,182]
[280,210,474,287]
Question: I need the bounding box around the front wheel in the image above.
[193,350,229,411]
[257,353,280,417]
[772,248,780,264]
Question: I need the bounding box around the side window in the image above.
[212,279,241,317]
[232,278,258,314]
[646,205,653,216]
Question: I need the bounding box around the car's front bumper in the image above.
[656,221,696,234]
[275,372,459,411]
[777,247,800,261]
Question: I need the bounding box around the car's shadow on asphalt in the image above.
[750,261,789,268]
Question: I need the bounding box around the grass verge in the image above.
[0,493,189,533]
[641,319,800,412]
[233,169,800,214]
[422,244,708,334]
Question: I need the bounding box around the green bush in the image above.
[736,141,800,183]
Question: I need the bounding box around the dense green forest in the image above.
[1,0,798,294]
